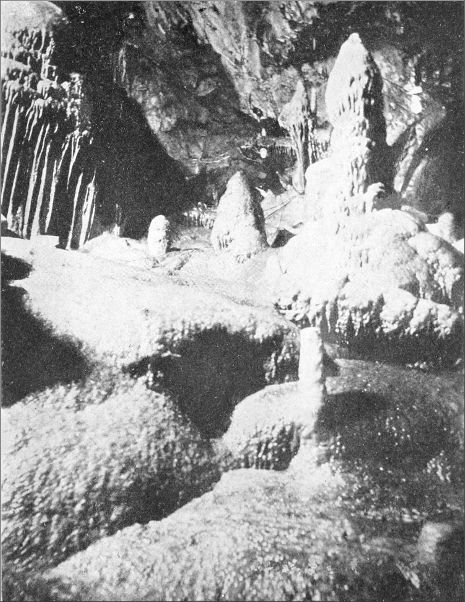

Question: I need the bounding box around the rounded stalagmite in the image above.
[147,215,172,260]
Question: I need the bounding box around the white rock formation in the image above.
[210,171,268,261]
[147,215,172,260]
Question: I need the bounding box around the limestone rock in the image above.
[211,171,268,261]
[270,209,463,364]
[1,377,221,572]
[38,467,420,602]
[220,382,303,471]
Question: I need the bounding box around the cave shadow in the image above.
[126,326,287,438]
[1,253,32,283]
[1,282,90,407]
[317,390,389,434]
[85,81,189,239]
[389,106,464,225]
[315,383,459,478]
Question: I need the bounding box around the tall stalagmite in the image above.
[305,33,388,221]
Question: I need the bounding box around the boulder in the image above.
[1,377,221,572]
[211,171,268,261]
[269,209,463,364]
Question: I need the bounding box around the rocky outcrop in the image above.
[1,2,96,247]
[1,377,221,572]
[211,171,268,261]
[269,209,463,364]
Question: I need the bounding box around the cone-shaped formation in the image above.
[278,80,311,194]
[326,33,387,209]
[306,33,388,221]
[211,171,268,260]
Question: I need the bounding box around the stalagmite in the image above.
[306,33,388,221]
[147,215,172,260]
[297,326,326,441]
[211,171,268,261]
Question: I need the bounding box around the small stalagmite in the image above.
[147,214,172,260]
[289,326,327,474]
[297,326,326,441]
[210,171,268,261]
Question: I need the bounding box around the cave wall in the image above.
[1,1,188,243]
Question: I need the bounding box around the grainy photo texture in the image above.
[1,1,464,600]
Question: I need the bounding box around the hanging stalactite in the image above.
[1,26,96,248]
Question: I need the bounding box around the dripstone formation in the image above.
[305,33,388,223]
[210,171,268,261]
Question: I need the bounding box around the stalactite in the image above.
[66,172,83,250]
[1,25,98,247]
[30,136,52,238]
[78,171,97,248]
[45,157,59,233]
[278,80,311,194]
[1,105,21,207]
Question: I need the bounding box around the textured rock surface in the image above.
[2,354,462,600]
[211,171,268,260]
[270,209,463,364]
[31,441,462,602]
[1,238,298,427]
[1,377,222,572]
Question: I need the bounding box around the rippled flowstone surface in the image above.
[269,208,463,365]
[1,237,298,416]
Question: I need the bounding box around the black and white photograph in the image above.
[1,1,464,600]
